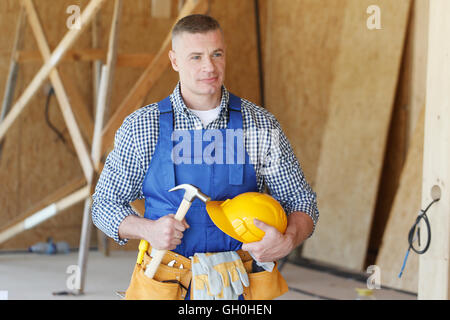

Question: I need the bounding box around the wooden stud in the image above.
[77,0,123,294]
[418,0,450,300]
[1,5,26,123]
[90,9,106,258]
[99,0,122,132]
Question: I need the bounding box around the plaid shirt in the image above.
[92,83,319,245]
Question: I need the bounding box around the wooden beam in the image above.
[0,0,107,142]
[100,0,122,130]
[77,0,123,294]
[101,0,208,156]
[16,50,154,68]
[418,0,450,300]
[16,48,105,63]
[1,5,26,122]
[91,9,105,257]
[77,66,110,293]
[0,5,26,159]
[23,0,94,182]
[0,178,87,245]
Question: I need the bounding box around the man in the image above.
[92,14,318,300]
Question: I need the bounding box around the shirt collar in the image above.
[170,82,230,117]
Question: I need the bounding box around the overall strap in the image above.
[227,93,244,185]
[157,96,176,190]
[228,93,242,129]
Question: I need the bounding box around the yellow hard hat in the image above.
[206,192,287,243]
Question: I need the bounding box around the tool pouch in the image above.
[124,248,288,300]
[125,250,191,300]
[241,260,289,300]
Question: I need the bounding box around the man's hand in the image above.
[118,214,189,251]
[241,211,314,262]
[146,214,190,250]
[241,219,294,262]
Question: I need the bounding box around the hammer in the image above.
[143,184,210,279]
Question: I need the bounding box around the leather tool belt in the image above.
[125,246,288,300]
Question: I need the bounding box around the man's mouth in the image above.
[199,77,218,83]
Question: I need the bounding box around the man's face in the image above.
[169,29,226,100]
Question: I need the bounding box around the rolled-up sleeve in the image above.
[261,117,319,237]
[91,115,145,245]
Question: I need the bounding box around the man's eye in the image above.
[213,52,223,57]
[191,56,201,60]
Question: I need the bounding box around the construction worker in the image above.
[92,14,319,300]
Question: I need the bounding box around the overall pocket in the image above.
[125,252,191,300]
[242,262,289,300]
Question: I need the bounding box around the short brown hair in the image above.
[172,14,222,39]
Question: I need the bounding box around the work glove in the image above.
[192,251,249,300]
[191,258,215,300]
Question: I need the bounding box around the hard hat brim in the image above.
[206,201,243,242]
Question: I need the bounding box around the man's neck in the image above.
[181,87,222,111]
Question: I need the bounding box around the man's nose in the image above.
[202,56,215,72]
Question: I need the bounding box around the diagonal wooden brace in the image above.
[22,0,95,182]
[0,0,107,145]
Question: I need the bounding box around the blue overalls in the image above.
[142,93,258,299]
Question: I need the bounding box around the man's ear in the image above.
[168,50,179,72]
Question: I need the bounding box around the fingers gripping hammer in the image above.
[143,184,210,279]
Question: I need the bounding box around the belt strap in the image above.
[144,246,252,270]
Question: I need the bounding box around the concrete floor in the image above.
[0,250,416,300]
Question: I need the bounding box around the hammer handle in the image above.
[144,199,192,279]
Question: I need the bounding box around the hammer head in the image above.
[169,184,210,203]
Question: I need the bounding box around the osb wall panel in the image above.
[375,108,424,294]
[264,0,346,187]
[0,0,91,251]
[405,0,428,147]
[365,0,429,268]
[211,0,261,105]
[301,0,411,271]
[0,0,262,251]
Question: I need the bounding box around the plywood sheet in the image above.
[302,0,411,271]
[264,0,346,186]
[375,107,424,294]
[365,0,428,267]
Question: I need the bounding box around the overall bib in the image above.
[125,93,289,300]
[144,93,256,299]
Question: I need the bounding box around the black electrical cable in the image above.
[44,86,76,157]
[407,198,438,254]
[44,87,65,143]
[398,198,440,278]
[254,0,265,108]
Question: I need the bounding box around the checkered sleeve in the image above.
[91,114,145,245]
[261,114,319,237]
